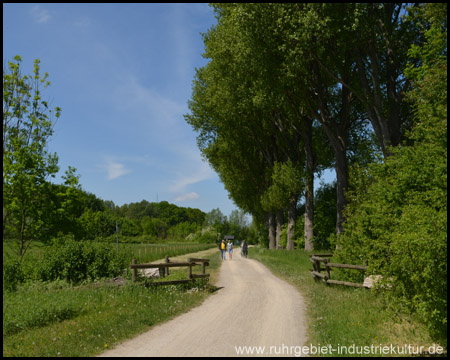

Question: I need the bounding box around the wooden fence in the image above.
[130,256,210,286]
[309,254,369,288]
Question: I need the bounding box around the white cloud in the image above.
[168,158,214,193]
[115,75,185,128]
[103,159,132,180]
[30,5,51,23]
[174,192,200,202]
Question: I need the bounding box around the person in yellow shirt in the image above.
[220,239,226,260]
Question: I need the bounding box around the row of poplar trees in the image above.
[185,3,447,342]
[185,3,445,249]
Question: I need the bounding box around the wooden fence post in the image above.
[315,258,321,276]
[165,255,170,276]
[323,258,331,281]
[188,258,193,280]
[132,258,137,283]
[130,258,209,286]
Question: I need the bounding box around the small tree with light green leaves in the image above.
[3,56,62,259]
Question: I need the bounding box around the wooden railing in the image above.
[130,256,210,286]
[309,254,369,288]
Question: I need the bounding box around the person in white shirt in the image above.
[227,240,233,260]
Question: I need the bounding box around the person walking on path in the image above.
[227,239,233,260]
[241,239,248,258]
[220,239,227,260]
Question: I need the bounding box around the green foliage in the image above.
[335,3,447,343]
[3,280,81,336]
[78,208,116,239]
[185,226,219,244]
[261,160,304,212]
[3,56,62,257]
[336,136,447,340]
[279,224,288,249]
[313,182,337,250]
[294,182,336,250]
[168,221,201,241]
[250,247,440,355]
[3,275,213,357]
[3,259,25,292]
[277,218,304,249]
[118,200,205,227]
[36,237,130,284]
[245,219,266,246]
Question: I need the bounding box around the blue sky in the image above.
[3,3,335,218]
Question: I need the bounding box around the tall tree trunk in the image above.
[303,117,315,251]
[311,58,351,249]
[334,144,349,243]
[276,209,284,249]
[314,124,349,248]
[286,196,297,250]
[355,47,396,157]
[304,213,314,251]
[268,213,276,249]
[354,16,406,158]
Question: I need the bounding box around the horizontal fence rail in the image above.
[309,254,369,288]
[130,257,210,286]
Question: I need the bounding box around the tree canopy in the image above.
[3,56,61,258]
[185,3,447,342]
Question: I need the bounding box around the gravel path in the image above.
[98,250,308,357]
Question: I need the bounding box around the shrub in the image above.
[3,259,25,292]
[334,128,447,342]
[335,4,447,343]
[37,238,130,284]
[185,226,218,244]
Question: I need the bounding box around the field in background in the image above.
[125,243,216,263]
[3,239,215,262]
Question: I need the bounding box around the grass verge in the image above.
[3,247,222,357]
[249,247,444,357]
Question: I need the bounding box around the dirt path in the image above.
[99,249,308,357]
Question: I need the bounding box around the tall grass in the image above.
[249,247,441,357]
[125,243,216,263]
[3,240,215,264]
[3,239,215,290]
[3,247,222,357]
[3,282,209,356]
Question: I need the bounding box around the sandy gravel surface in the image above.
[98,250,308,357]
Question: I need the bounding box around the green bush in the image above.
[313,182,337,250]
[335,4,447,344]
[185,226,218,244]
[36,238,130,284]
[3,259,25,292]
[335,146,447,342]
[334,122,447,342]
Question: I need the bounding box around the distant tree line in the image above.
[4,165,252,246]
[2,55,249,257]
